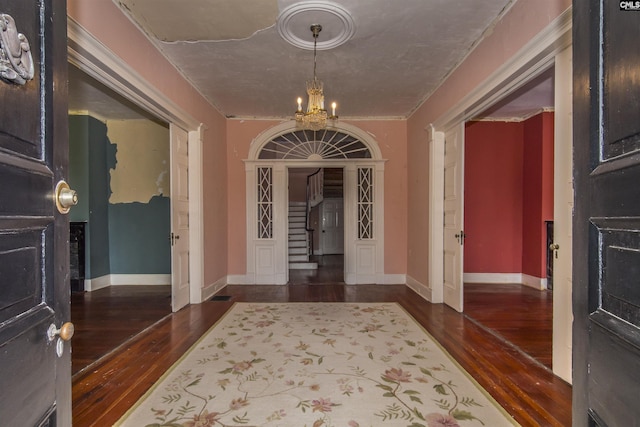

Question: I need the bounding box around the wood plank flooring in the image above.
[71,280,571,426]
[70,285,171,375]
[464,283,553,369]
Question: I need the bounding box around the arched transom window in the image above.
[258,129,372,160]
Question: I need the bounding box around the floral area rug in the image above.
[114,303,519,427]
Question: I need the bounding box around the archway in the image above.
[245,122,385,284]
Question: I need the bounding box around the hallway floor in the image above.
[71,261,566,426]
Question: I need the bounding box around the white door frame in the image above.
[243,121,386,285]
[67,18,206,303]
[427,9,572,380]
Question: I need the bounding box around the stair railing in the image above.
[306,168,323,256]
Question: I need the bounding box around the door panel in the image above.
[443,124,464,312]
[0,0,70,425]
[552,45,573,383]
[170,125,190,311]
[573,1,640,424]
[321,198,344,254]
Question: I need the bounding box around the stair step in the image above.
[289,234,307,241]
[289,247,308,255]
[289,261,318,270]
[289,254,310,262]
[289,240,307,248]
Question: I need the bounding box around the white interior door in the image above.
[551,46,573,383]
[321,198,344,254]
[170,125,190,311]
[443,123,465,312]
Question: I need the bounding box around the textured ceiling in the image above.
[69,0,554,121]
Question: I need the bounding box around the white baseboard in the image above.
[227,274,254,285]
[228,274,405,286]
[84,276,110,292]
[85,274,171,291]
[522,274,548,290]
[406,275,434,302]
[463,273,523,284]
[201,276,228,301]
[383,274,407,284]
[463,272,547,290]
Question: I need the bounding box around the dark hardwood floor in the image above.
[71,259,570,426]
[464,282,553,369]
[71,285,171,375]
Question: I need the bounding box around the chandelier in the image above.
[295,24,338,130]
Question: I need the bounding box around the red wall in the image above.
[464,121,524,273]
[464,112,554,278]
[522,112,555,277]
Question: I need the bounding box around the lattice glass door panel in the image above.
[357,167,373,239]
[257,167,273,239]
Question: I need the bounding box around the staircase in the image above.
[288,202,318,269]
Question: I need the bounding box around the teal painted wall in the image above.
[108,196,170,274]
[68,115,171,280]
[69,116,90,222]
[69,115,112,279]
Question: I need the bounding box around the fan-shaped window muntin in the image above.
[258,129,372,160]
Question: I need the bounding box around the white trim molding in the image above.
[432,8,572,130]
[383,274,407,285]
[200,276,229,301]
[406,275,434,302]
[67,18,200,130]
[226,275,254,285]
[84,274,171,291]
[463,273,548,290]
[189,125,205,303]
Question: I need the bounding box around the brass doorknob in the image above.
[549,243,560,251]
[48,322,75,342]
[55,180,78,214]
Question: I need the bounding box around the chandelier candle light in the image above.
[295,24,338,130]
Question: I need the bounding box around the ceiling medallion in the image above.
[277,1,355,51]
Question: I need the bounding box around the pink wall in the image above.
[522,112,554,278]
[68,1,228,288]
[406,0,570,287]
[226,119,407,276]
[464,113,554,279]
[464,121,524,273]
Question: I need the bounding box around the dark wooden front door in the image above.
[0,1,70,425]
[573,1,640,425]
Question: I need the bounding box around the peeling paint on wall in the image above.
[107,119,170,203]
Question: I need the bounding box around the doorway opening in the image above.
[246,122,385,285]
[427,16,572,380]
[68,63,173,374]
[288,167,345,284]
